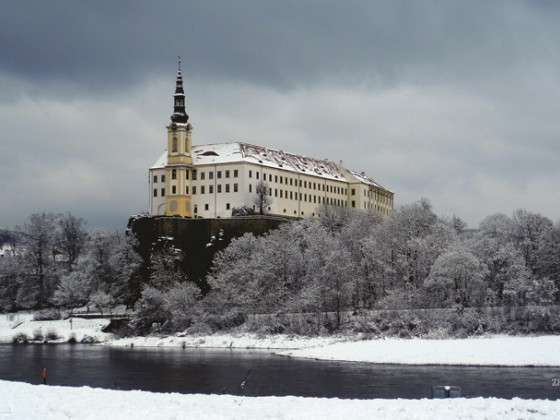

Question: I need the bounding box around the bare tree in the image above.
[18,213,58,307]
[253,181,272,215]
[57,213,88,269]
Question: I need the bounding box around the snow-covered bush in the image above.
[33,308,61,321]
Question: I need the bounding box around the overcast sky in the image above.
[1,0,559,229]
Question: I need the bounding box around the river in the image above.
[1,344,559,399]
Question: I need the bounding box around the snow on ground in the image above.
[0,313,111,344]
[109,333,343,350]
[277,335,560,366]
[2,380,559,420]
[111,333,560,366]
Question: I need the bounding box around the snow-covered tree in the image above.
[52,270,91,310]
[424,247,488,307]
[149,242,186,290]
[537,223,560,301]
[164,282,202,330]
[510,209,553,274]
[131,286,170,334]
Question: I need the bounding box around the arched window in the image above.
[172,137,178,152]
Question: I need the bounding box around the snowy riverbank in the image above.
[3,311,560,367]
[110,334,560,367]
[0,313,111,344]
[109,333,344,350]
[2,380,559,420]
[278,335,560,366]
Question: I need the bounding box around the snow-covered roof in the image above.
[348,170,392,193]
[151,142,391,191]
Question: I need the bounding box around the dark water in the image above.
[1,344,559,399]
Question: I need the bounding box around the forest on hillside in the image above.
[1,199,559,337]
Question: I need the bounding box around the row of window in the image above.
[249,170,347,195]
[153,169,240,183]
[193,203,232,213]
[153,183,240,197]
[363,188,392,204]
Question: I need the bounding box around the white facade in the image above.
[149,142,394,219]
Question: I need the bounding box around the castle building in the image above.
[148,64,394,219]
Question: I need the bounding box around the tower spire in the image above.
[171,56,188,123]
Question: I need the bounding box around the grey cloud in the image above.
[2,1,560,91]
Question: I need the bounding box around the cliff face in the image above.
[128,215,289,297]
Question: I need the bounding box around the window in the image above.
[225,170,230,178]
[351,188,356,196]
[194,205,198,214]
[299,180,302,187]
[269,188,272,195]
[289,191,293,199]
[234,169,238,177]
[233,183,238,192]
[209,172,214,180]
[204,204,209,211]
[201,172,205,180]
[274,189,278,197]
[280,190,283,198]
[185,186,189,194]
[161,175,166,182]
[172,169,176,180]
[226,203,230,210]
[269,174,272,182]
[172,185,176,194]
[352,201,356,208]
[192,170,197,180]
[153,189,157,197]
[209,185,213,194]
[280,176,283,184]
[249,170,253,178]
[217,171,222,179]
[192,186,196,194]
[172,137,178,152]
[201,186,205,194]
[186,170,189,180]
[225,184,230,193]
[217,184,222,193]
[249,184,252,193]
[161,188,165,197]
[275,175,278,183]
[304,181,307,188]
[290,178,293,186]
[153,176,157,183]
[256,172,259,180]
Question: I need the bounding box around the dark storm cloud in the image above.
[2,1,560,91]
[1,1,560,228]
